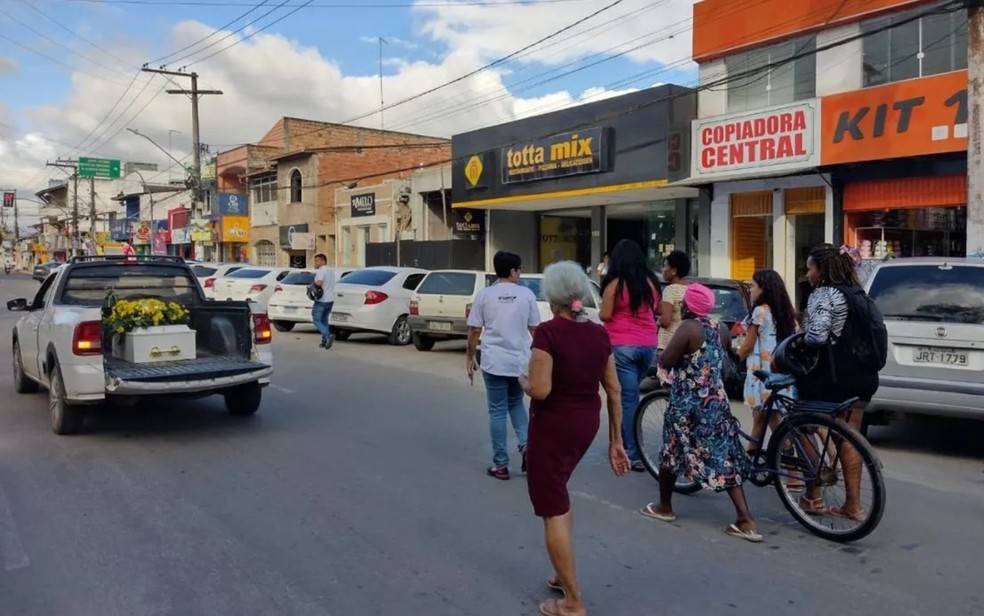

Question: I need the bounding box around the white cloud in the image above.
[1,0,697,195]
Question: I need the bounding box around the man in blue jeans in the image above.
[311,253,335,349]
[466,251,541,480]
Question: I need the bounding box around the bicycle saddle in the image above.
[753,370,796,390]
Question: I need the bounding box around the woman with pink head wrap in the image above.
[639,283,763,542]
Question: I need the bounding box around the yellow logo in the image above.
[464,155,484,187]
[463,212,473,223]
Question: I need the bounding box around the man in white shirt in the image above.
[466,251,541,480]
[311,253,336,349]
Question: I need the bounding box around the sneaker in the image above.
[319,339,327,348]
[631,460,646,473]
[487,465,510,480]
[324,334,335,350]
[520,445,528,474]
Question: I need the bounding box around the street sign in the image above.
[79,157,122,179]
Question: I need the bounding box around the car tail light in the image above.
[409,300,419,316]
[465,302,473,318]
[364,290,388,305]
[274,285,283,294]
[204,278,215,288]
[253,313,272,344]
[730,321,747,336]
[249,284,267,293]
[72,321,103,355]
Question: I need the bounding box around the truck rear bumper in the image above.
[104,356,273,395]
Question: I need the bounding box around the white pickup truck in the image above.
[6,256,274,434]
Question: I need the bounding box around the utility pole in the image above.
[378,37,388,131]
[141,67,221,257]
[968,0,984,258]
[89,176,97,248]
[47,159,80,256]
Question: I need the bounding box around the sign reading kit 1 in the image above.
[502,127,605,184]
[350,193,376,217]
[79,157,122,179]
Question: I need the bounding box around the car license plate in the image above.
[333,312,349,322]
[913,346,969,366]
[284,306,298,314]
[429,321,452,332]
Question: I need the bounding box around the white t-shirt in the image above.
[313,265,336,303]
[467,281,541,377]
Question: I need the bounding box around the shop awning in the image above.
[452,180,699,211]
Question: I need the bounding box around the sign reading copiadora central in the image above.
[501,127,605,184]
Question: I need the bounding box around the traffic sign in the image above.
[79,157,121,179]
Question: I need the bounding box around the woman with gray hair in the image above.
[519,261,630,616]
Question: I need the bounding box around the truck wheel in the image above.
[225,382,262,416]
[272,321,294,332]
[12,339,39,394]
[388,316,412,346]
[413,333,435,351]
[49,365,83,435]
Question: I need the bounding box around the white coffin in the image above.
[114,325,197,363]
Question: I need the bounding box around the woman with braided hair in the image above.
[796,243,880,521]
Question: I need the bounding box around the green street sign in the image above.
[79,157,121,179]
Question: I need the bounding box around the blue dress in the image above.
[743,305,796,410]
[660,318,750,491]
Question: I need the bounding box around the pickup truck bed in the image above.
[105,355,272,383]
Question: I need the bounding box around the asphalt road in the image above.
[1,273,982,616]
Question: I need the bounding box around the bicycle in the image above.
[633,369,886,543]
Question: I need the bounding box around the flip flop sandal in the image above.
[798,495,828,515]
[640,502,676,522]
[539,598,585,616]
[547,578,564,592]
[784,481,806,492]
[725,523,764,543]
[828,506,866,522]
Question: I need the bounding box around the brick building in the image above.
[217,117,449,268]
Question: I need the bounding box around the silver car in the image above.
[864,258,984,424]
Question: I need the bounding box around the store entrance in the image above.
[538,212,592,272]
[606,201,676,270]
[791,214,824,311]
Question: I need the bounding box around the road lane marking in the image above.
[571,490,627,512]
[270,384,296,395]
[0,485,30,571]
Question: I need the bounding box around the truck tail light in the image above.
[274,285,283,294]
[204,278,215,288]
[253,313,272,344]
[73,321,103,355]
[249,284,267,293]
[409,300,419,316]
[364,290,388,305]
[465,302,473,318]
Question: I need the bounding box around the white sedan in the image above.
[191,262,250,300]
[212,266,293,312]
[267,268,356,332]
[330,266,429,345]
[514,274,603,323]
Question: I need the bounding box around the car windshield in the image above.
[868,264,984,324]
[226,268,270,279]
[706,286,749,322]
[191,265,218,277]
[281,271,314,285]
[339,269,397,286]
[416,272,476,296]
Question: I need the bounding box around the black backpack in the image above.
[834,285,888,373]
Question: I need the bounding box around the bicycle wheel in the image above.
[766,412,885,543]
[634,390,702,494]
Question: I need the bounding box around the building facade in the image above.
[688,0,972,299]
[451,85,700,275]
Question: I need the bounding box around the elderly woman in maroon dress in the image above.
[519,261,631,616]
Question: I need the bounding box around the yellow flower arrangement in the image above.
[104,298,191,335]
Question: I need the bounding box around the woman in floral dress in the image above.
[640,284,761,542]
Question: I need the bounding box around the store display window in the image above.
[848,206,966,259]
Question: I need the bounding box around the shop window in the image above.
[862,3,967,87]
[730,192,773,281]
[725,35,816,113]
[250,174,278,204]
[254,240,276,266]
[289,170,303,204]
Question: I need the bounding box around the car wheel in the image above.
[332,329,352,341]
[12,339,39,394]
[272,321,294,332]
[413,332,435,351]
[225,382,262,416]
[49,364,83,435]
[388,316,412,346]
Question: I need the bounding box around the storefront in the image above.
[819,70,971,282]
[216,193,249,263]
[279,224,311,268]
[691,99,829,299]
[451,85,701,274]
[168,208,192,259]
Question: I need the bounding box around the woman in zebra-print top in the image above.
[797,244,879,522]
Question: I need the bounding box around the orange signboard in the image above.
[820,70,968,166]
[221,215,250,243]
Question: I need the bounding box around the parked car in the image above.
[330,267,429,345]
[7,255,274,434]
[212,266,293,312]
[408,270,494,351]
[862,257,984,426]
[513,274,603,323]
[267,268,355,332]
[32,262,62,282]
[191,262,250,299]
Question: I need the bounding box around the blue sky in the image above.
[0,0,699,194]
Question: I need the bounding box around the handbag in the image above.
[721,350,739,384]
[306,283,324,301]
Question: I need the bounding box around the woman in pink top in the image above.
[600,239,661,472]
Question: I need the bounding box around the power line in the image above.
[0,31,131,87]
[147,0,274,66]
[185,0,316,67]
[59,0,585,6]
[16,0,132,69]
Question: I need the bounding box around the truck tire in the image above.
[12,339,39,394]
[225,382,262,416]
[272,321,294,332]
[49,365,83,435]
[413,333,435,351]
